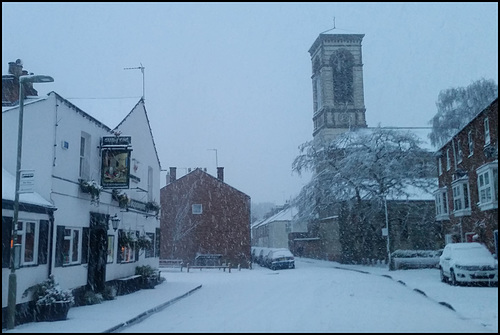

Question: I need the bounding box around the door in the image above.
[87,213,108,292]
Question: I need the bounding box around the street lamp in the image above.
[110,214,121,231]
[7,74,54,329]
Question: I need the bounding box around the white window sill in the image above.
[478,202,498,211]
[452,209,471,217]
[435,214,450,221]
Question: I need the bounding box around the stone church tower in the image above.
[308,33,367,145]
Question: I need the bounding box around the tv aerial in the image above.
[124,63,145,101]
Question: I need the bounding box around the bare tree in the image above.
[428,78,498,148]
[292,127,437,262]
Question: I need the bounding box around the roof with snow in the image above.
[2,168,56,209]
[252,205,297,229]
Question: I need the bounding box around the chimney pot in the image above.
[169,167,177,183]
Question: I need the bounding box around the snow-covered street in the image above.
[122,257,497,333]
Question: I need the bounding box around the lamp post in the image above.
[7,74,54,329]
[384,196,392,270]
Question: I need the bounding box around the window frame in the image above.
[476,161,498,211]
[15,220,39,266]
[451,178,471,216]
[456,140,463,163]
[467,130,474,157]
[446,148,451,171]
[484,117,490,145]
[192,204,203,215]
[107,235,115,263]
[118,230,137,263]
[62,226,82,266]
[79,132,91,180]
[434,188,449,221]
[144,232,155,258]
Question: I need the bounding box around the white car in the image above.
[439,242,498,286]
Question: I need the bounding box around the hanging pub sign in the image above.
[101,136,132,189]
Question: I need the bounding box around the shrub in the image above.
[23,274,74,307]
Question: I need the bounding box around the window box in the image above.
[79,179,102,205]
[112,189,130,209]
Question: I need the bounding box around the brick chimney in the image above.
[9,60,23,77]
[169,167,177,183]
[2,59,38,105]
[217,167,224,182]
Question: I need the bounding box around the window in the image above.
[63,227,82,265]
[331,50,354,104]
[118,230,136,263]
[456,140,463,163]
[438,157,443,175]
[468,130,474,156]
[107,235,114,263]
[465,232,476,243]
[148,166,153,202]
[452,179,471,216]
[145,232,155,258]
[476,162,498,211]
[79,132,90,180]
[15,221,39,266]
[121,245,135,263]
[314,76,322,111]
[446,148,451,171]
[192,204,203,214]
[434,188,449,220]
[484,117,490,145]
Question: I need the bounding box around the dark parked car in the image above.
[439,242,498,286]
[264,248,295,270]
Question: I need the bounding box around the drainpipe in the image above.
[48,209,55,276]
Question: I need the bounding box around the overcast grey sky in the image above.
[2,2,498,205]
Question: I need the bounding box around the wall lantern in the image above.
[110,214,121,231]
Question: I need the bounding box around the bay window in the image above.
[477,162,498,211]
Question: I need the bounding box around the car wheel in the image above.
[440,268,447,283]
[450,269,458,286]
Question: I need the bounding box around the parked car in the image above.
[439,242,498,286]
[251,247,265,264]
[264,248,295,270]
[391,249,443,270]
[257,247,271,266]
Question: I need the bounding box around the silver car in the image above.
[439,242,498,286]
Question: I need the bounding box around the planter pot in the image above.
[141,276,157,289]
[36,301,72,322]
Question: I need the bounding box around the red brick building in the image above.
[160,167,251,267]
[434,98,498,256]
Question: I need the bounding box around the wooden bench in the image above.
[186,263,234,273]
[159,259,184,271]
